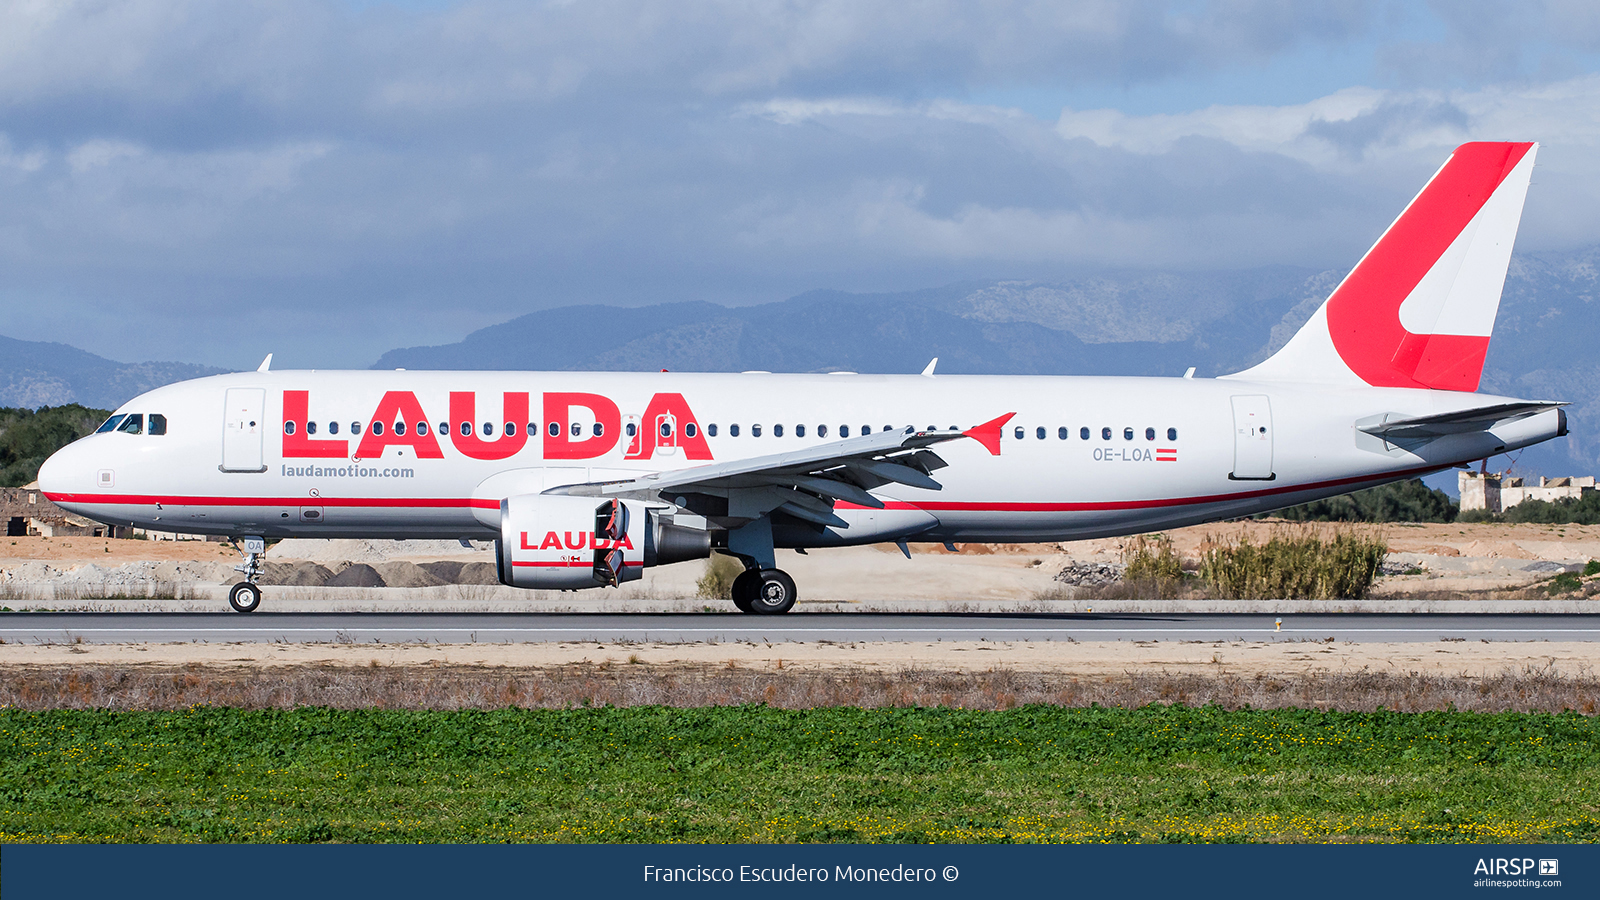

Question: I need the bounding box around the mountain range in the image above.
[6,246,1597,479]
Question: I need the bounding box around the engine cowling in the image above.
[494,494,711,590]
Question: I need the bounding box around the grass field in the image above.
[2,704,1597,843]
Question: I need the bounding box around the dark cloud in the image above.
[0,1,1592,369]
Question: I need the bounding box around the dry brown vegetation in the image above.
[2,662,1595,713]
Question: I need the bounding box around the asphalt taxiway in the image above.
[1,612,1598,644]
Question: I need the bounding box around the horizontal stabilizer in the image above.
[1358,401,1566,439]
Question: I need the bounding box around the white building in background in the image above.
[1459,472,1597,514]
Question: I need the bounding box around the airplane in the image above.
[37,141,1565,614]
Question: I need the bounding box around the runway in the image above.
[2,611,1599,644]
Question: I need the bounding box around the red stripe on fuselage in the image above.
[47,463,1444,519]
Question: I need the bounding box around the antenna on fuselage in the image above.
[921,357,938,377]
[256,354,273,373]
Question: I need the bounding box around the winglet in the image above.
[921,357,938,377]
[963,412,1015,456]
[257,353,273,373]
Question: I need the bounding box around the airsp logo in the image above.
[1474,858,1543,876]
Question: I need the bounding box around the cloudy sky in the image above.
[3,0,1600,368]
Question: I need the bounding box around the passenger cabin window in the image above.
[1013,426,1024,440]
[1036,427,1046,440]
[1123,427,1133,440]
[482,422,493,436]
[306,421,317,435]
[283,420,296,435]
[753,424,763,437]
[774,424,784,437]
[730,424,740,437]
[394,421,406,435]
[548,422,560,437]
[685,423,697,438]
[460,421,472,436]
[1145,427,1155,441]
[592,422,603,437]
[350,422,361,435]
[818,424,828,438]
[707,423,718,437]
[148,414,167,436]
[416,422,428,436]
[438,422,448,435]
[97,415,126,433]
[860,425,870,434]
[840,425,849,438]
[660,421,673,437]
[1058,427,1068,440]
[1168,427,1178,441]
[328,421,339,435]
[571,422,581,437]
[372,421,385,435]
[796,424,806,438]
[1080,427,1090,440]
[1101,427,1111,440]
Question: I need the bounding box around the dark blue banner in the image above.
[3,843,1593,899]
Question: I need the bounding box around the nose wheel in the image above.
[731,567,797,614]
[228,582,263,613]
[229,535,266,614]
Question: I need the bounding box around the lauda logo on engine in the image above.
[520,531,635,551]
[281,390,712,462]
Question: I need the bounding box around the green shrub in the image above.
[696,553,744,600]
[1201,526,1388,600]
[1503,493,1600,525]
[1456,508,1499,524]
[1265,478,1457,523]
[1122,533,1186,599]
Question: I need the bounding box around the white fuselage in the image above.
[38,369,1561,547]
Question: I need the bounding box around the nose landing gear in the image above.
[229,536,265,613]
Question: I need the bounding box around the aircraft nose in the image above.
[37,439,90,498]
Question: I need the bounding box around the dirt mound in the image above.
[260,562,334,586]
[420,561,466,582]
[324,564,387,588]
[459,562,500,585]
[373,561,447,588]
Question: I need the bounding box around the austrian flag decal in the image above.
[1156,447,1178,462]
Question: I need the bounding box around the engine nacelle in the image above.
[494,494,711,590]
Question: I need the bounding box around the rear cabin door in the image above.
[1230,395,1274,480]
[221,388,267,473]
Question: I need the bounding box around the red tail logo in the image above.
[1325,142,1534,392]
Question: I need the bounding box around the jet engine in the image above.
[494,494,712,590]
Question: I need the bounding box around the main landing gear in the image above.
[229,536,266,614]
[731,567,798,615]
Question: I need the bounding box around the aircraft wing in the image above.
[561,413,1014,528]
[1358,401,1567,439]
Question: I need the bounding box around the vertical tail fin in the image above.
[1228,141,1537,391]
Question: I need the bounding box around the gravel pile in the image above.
[1053,561,1123,586]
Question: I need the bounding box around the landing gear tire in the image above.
[228,582,262,614]
[730,569,760,613]
[746,569,797,615]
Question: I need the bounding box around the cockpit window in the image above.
[116,414,144,435]
[148,414,167,436]
[96,415,127,434]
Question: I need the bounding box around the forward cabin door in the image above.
[1229,395,1274,480]
[221,388,267,473]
